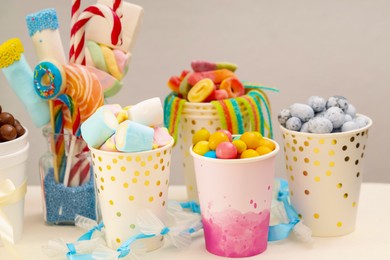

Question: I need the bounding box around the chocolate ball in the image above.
[14,122,26,137]
[0,124,17,141]
[0,112,15,127]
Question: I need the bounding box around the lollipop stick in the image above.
[49,100,60,183]
[63,134,76,187]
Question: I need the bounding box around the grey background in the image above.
[0,0,388,185]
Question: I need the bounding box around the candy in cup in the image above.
[83,99,174,251]
[0,105,29,244]
[190,129,279,257]
[279,95,373,236]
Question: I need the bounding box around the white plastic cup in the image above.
[90,138,174,251]
[0,127,28,156]
[279,115,372,237]
[0,130,29,243]
[190,139,279,257]
[178,102,250,201]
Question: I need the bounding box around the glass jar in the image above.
[39,126,98,225]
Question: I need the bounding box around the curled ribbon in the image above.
[0,178,27,260]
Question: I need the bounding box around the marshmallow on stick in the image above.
[25,8,67,65]
[0,38,50,127]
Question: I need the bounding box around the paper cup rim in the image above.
[190,137,280,164]
[89,136,174,156]
[0,127,28,156]
[279,114,372,138]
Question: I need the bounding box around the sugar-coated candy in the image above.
[0,112,15,126]
[127,97,163,127]
[326,96,349,111]
[193,140,210,156]
[240,131,262,150]
[307,96,326,112]
[307,117,333,134]
[99,135,118,152]
[204,150,217,158]
[277,108,291,126]
[289,103,314,122]
[256,146,272,156]
[187,69,235,86]
[187,78,215,102]
[232,139,247,154]
[208,131,230,150]
[216,142,237,159]
[115,120,154,152]
[300,122,309,132]
[285,117,302,131]
[191,60,237,73]
[324,107,345,129]
[344,114,353,122]
[192,128,210,144]
[341,121,359,132]
[240,149,260,159]
[219,77,245,98]
[81,107,119,148]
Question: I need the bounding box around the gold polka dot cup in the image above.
[178,102,249,201]
[90,137,174,250]
[280,115,372,237]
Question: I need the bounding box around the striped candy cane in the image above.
[69,0,81,61]
[69,3,122,65]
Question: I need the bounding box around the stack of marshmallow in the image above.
[81,97,172,152]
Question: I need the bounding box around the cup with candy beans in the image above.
[190,129,279,257]
[278,95,372,237]
[0,105,29,243]
[165,60,275,201]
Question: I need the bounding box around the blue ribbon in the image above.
[268,179,300,241]
[179,201,201,214]
[66,243,95,260]
[77,222,104,241]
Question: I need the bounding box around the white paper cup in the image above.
[90,138,174,250]
[178,102,250,201]
[0,138,29,243]
[0,127,28,156]
[190,139,279,257]
[280,114,372,237]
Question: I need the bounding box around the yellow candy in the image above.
[187,78,215,102]
[232,139,247,154]
[192,128,210,144]
[240,149,260,159]
[209,131,229,150]
[116,110,129,123]
[256,146,273,156]
[240,132,262,150]
[258,138,275,151]
[193,140,210,155]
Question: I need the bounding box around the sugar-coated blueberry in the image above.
[326,96,349,112]
[300,122,309,132]
[308,117,333,133]
[324,107,345,129]
[315,111,326,117]
[307,96,326,112]
[344,114,353,122]
[341,121,360,132]
[289,103,314,122]
[353,115,370,128]
[345,104,356,118]
[277,108,291,126]
[285,117,302,131]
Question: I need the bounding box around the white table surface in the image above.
[1,183,390,260]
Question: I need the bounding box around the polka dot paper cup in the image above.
[280,114,372,237]
[178,103,250,201]
[90,137,174,251]
[190,139,279,257]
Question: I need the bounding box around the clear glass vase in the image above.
[39,126,98,225]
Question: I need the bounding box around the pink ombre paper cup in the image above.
[279,114,372,237]
[190,138,279,257]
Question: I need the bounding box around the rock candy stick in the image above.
[69,4,122,65]
[25,8,66,65]
[0,38,50,127]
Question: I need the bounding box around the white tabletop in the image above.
[1,183,390,260]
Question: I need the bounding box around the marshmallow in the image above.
[127,97,163,127]
[85,65,123,97]
[100,134,118,152]
[154,127,172,148]
[81,106,119,148]
[115,120,154,152]
[86,0,144,53]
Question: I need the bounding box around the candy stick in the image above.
[0,38,50,127]
[69,0,81,61]
[69,3,122,65]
